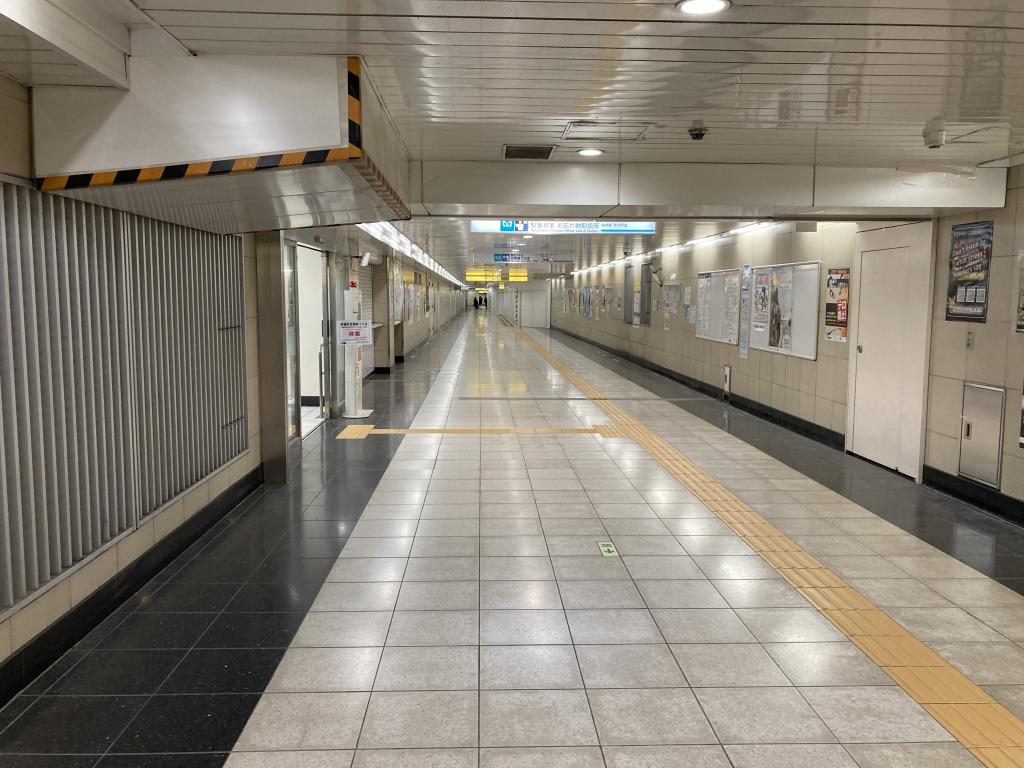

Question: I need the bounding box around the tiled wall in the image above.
[924,169,1024,500]
[0,77,30,179]
[552,222,856,435]
[401,268,465,352]
[0,237,263,664]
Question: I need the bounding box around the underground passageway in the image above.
[4,313,1024,766]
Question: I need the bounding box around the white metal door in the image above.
[520,290,549,328]
[851,247,911,473]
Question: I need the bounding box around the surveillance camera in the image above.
[923,116,946,149]
[688,120,708,141]
[623,247,632,257]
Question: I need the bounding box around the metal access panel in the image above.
[959,383,1005,488]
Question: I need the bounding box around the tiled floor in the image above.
[546,330,1024,595]
[0,319,467,767]
[5,312,1024,767]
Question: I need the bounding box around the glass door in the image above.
[284,240,301,440]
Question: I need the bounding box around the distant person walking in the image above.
[473,296,479,310]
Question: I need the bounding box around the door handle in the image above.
[964,421,972,440]
[856,345,863,353]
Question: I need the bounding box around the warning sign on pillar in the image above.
[337,320,372,345]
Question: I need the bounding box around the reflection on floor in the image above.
[3,312,1024,768]
[547,329,1024,597]
[300,405,325,439]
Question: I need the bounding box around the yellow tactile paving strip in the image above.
[501,317,1024,767]
[337,424,611,440]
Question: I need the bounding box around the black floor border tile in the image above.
[0,468,263,709]
[0,313,470,763]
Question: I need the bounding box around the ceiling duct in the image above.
[502,145,555,160]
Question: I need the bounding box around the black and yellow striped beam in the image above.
[37,146,362,193]
[36,56,372,196]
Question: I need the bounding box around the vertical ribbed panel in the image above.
[124,216,247,522]
[0,181,247,612]
[0,184,132,609]
[358,264,374,322]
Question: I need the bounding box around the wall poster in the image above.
[391,261,405,319]
[825,267,850,342]
[946,221,993,322]
[1016,254,1024,333]
[752,272,770,332]
[739,264,752,359]
[769,265,794,352]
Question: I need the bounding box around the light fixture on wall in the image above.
[677,0,730,14]
[577,148,604,157]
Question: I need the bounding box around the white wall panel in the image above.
[33,56,347,176]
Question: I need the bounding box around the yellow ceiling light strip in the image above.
[498,315,1024,766]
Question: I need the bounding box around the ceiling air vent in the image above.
[502,145,555,160]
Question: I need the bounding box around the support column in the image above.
[372,255,395,374]
[255,230,288,484]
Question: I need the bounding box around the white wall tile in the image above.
[11,581,71,651]
[69,549,117,607]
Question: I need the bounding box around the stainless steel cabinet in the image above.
[959,383,1005,488]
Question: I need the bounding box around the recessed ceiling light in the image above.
[577,148,604,157]
[677,0,730,15]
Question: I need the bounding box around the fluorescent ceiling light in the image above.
[357,221,467,290]
[577,148,604,157]
[523,235,533,239]
[677,0,730,15]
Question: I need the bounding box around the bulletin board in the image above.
[696,268,742,345]
[749,261,820,360]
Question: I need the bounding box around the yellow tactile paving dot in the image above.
[502,322,1024,766]
[925,704,1024,748]
[973,747,1024,768]
[823,608,911,637]
[887,667,995,704]
[759,550,823,570]
[337,424,375,439]
[800,586,877,611]
[777,567,847,589]
[856,635,949,668]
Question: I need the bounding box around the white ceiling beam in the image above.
[0,0,129,88]
[416,161,1007,217]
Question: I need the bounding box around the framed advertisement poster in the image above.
[946,221,993,322]
[825,267,850,342]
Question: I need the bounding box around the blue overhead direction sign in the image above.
[471,220,657,235]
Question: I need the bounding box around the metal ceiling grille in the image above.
[0,181,246,612]
[502,145,555,160]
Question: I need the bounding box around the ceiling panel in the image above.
[0,17,114,86]
[133,0,1024,169]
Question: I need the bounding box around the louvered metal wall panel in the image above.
[0,181,247,612]
[123,217,247,522]
[358,264,374,323]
